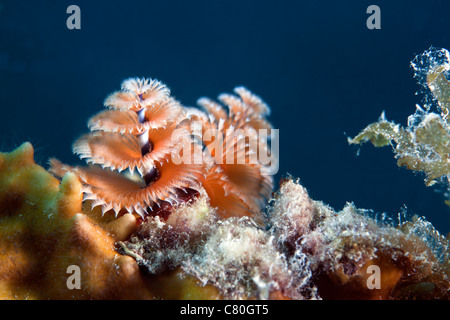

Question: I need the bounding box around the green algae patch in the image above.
[350,47,450,189]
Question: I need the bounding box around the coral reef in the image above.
[1,141,449,300]
[1,64,449,299]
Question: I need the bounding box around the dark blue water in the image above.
[1,0,450,233]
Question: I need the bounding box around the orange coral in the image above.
[0,142,224,299]
[50,78,276,219]
[0,142,151,299]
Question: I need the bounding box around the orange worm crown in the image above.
[50,78,275,219]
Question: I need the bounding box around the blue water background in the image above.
[1,0,450,233]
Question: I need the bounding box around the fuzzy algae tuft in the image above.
[349,47,450,191]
